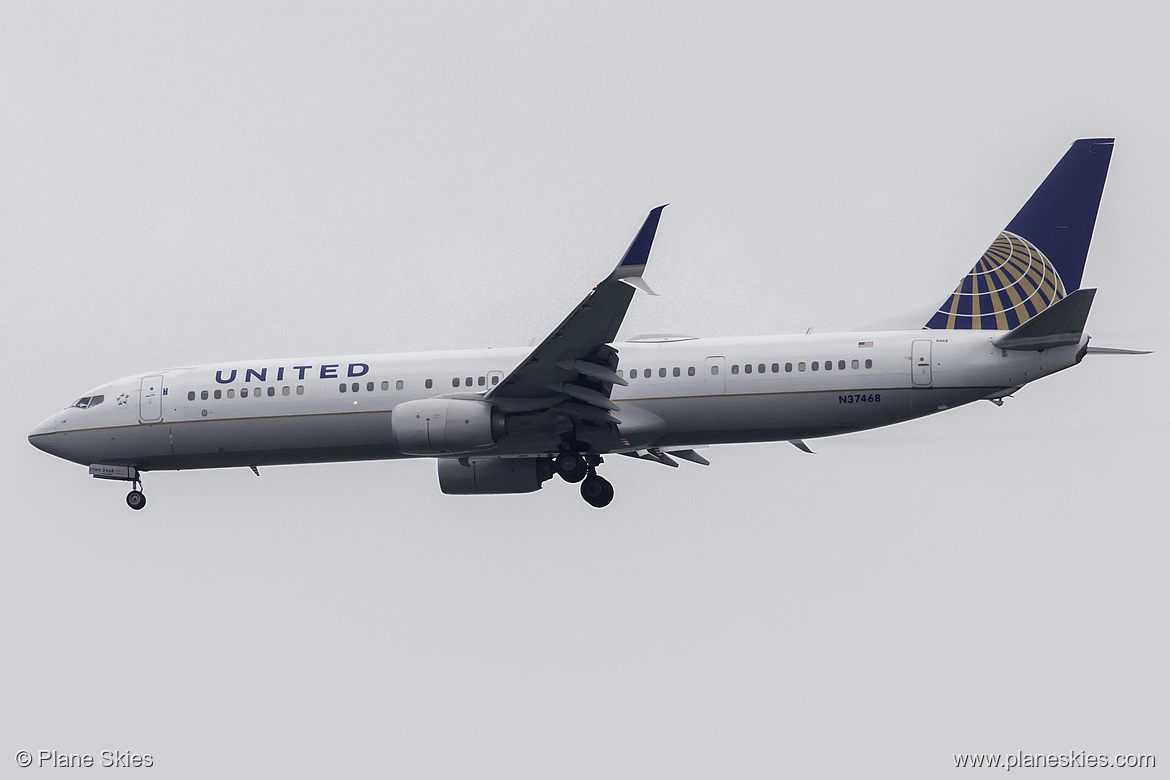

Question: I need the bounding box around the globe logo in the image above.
[928,231,1066,330]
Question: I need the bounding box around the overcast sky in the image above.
[2,1,1167,777]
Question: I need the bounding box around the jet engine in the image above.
[437,457,554,494]
[392,399,504,455]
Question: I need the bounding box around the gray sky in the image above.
[3,1,1166,777]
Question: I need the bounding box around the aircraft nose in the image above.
[28,414,59,453]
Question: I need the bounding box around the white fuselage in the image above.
[28,329,1086,472]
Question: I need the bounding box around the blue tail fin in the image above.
[925,138,1113,330]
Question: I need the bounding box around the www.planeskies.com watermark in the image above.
[954,751,1155,771]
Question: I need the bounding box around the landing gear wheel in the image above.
[126,490,147,511]
[580,474,614,508]
[555,451,589,483]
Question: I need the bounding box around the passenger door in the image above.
[911,340,932,387]
[139,375,164,422]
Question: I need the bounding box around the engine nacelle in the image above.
[437,457,553,495]
[392,399,504,455]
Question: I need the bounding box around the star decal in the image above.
[116,393,129,406]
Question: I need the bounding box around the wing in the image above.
[485,206,666,444]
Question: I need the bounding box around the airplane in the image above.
[29,138,1148,510]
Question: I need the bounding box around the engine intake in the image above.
[392,399,504,455]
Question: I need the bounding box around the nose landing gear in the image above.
[125,475,147,510]
[89,465,148,511]
[126,487,147,510]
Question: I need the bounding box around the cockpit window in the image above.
[70,395,105,409]
[89,395,104,407]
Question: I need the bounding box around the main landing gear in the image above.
[555,449,614,508]
[579,472,614,508]
[554,450,589,483]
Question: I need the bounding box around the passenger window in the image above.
[227,389,235,399]
[283,386,291,396]
[758,363,765,373]
[659,368,666,378]
[711,365,719,375]
[478,376,485,386]
[852,359,859,369]
[188,391,196,401]
[395,380,404,390]
[214,389,222,399]
[453,377,460,387]
[731,365,739,375]
[296,386,304,395]
[865,359,873,369]
[201,390,209,400]
[798,362,806,372]
[812,362,819,371]
[339,383,347,393]
[688,366,695,376]
[825,360,832,371]
[466,376,473,386]
[267,387,275,397]
[673,367,680,377]
[785,362,793,372]
[771,363,779,373]
[366,382,374,392]
[241,388,249,398]
[381,381,389,391]
[744,363,752,374]
[352,382,359,393]
[425,379,433,389]
[491,375,499,385]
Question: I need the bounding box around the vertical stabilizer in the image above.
[926,139,1113,330]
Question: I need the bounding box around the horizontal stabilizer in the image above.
[1085,346,1153,356]
[992,288,1096,351]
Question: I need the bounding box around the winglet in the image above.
[609,205,667,294]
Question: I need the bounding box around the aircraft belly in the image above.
[644,384,1004,448]
[168,410,400,469]
[635,389,909,446]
